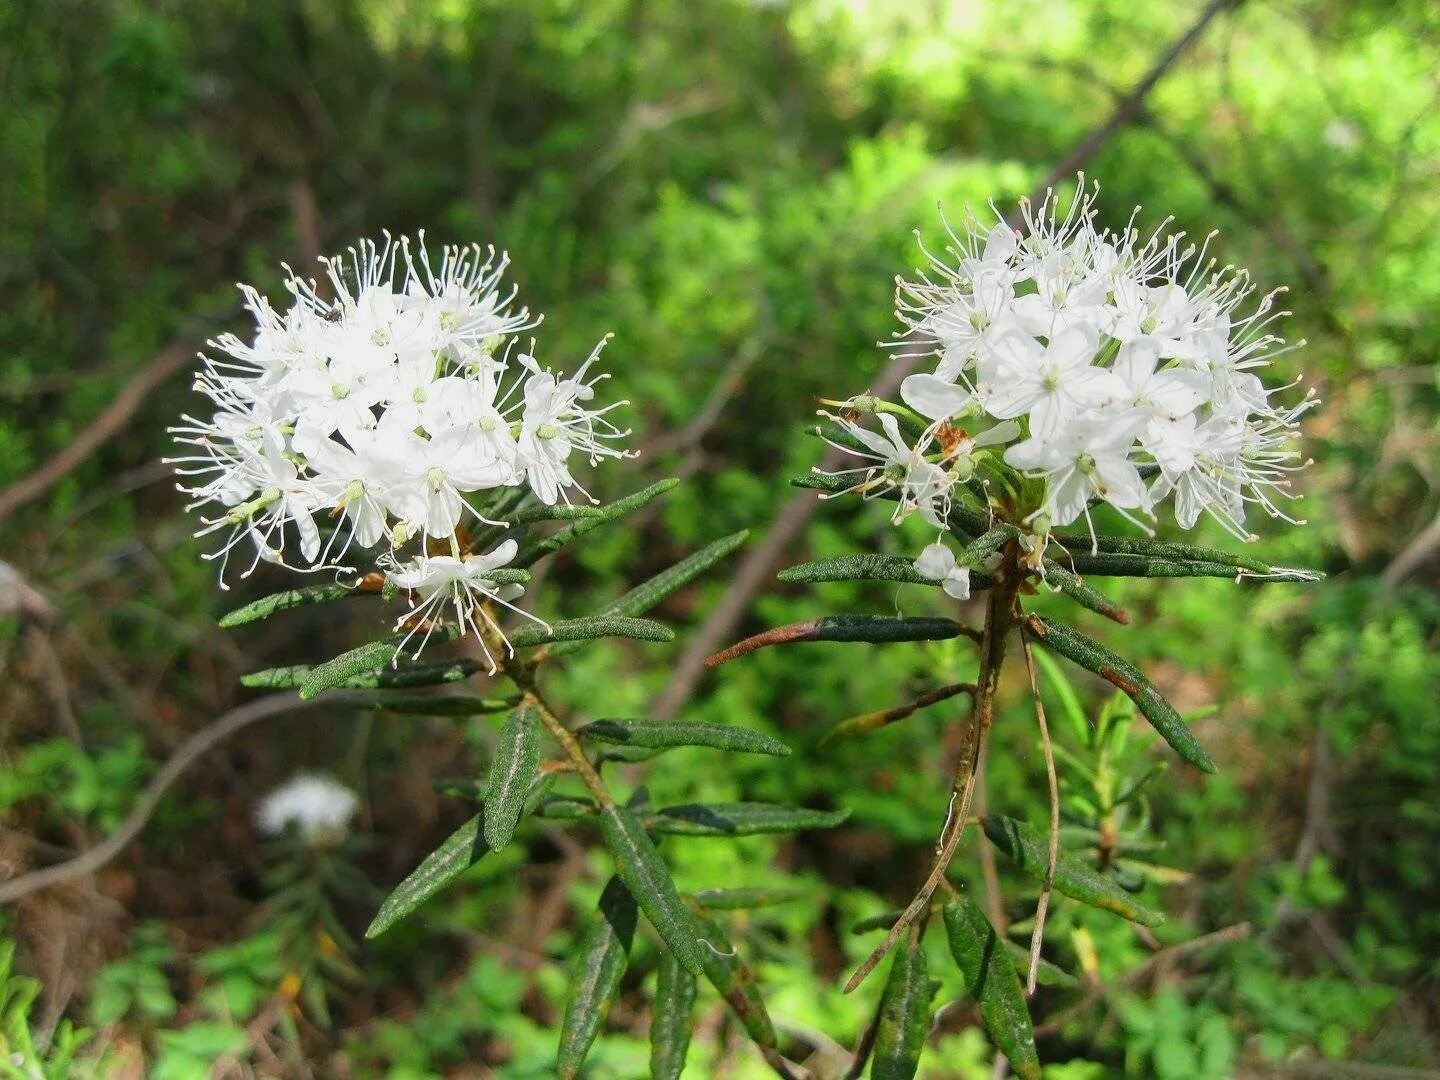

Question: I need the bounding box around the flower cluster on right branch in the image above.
[820,183,1317,599]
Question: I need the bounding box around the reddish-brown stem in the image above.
[842,549,1024,994]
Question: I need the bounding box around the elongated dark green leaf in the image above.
[596,744,669,765]
[1054,533,1323,580]
[509,502,608,525]
[1041,561,1131,625]
[551,530,749,658]
[706,614,971,667]
[510,616,674,648]
[299,641,399,700]
[778,554,933,586]
[650,949,697,1080]
[943,898,1041,1080]
[558,876,637,1079]
[691,910,777,1050]
[532,794,600,821]
[515,479,679,567]
[814,614,966,643]
[366,694,514,717]
[645,802,850,838]
[577,718,790,757]
[366,811,490,938]
[365,658,485,689]
[219,583,359,627]
[690,887,806,911]
[982,814,1165,926]
[482,706,541,851]
[871,929,931,1080]
[480,568,532,585]
[600,805,704,974]
[239,665,312,689]
[1065,551,1320,582]
[1025,614,1215,772]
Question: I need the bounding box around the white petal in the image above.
[913,541,957,581]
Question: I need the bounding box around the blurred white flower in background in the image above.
[257,774,359,843]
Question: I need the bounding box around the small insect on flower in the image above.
[257,774,360,843]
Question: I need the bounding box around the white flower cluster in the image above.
[820,185,1316,599]
[257,773,359,843]
[171,235,631,664]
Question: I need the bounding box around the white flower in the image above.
[914,540,972,600]
[836,184,1314,543]
[516,339,632,506]
[386,540,545,667]
[172,233,630,587]
[257,774,359,842]
[980,325,1124,440]
[1004,409,1152,535]
[817,412,954,527]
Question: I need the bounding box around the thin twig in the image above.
[0,691,369,905]
[1018,621,1060,996]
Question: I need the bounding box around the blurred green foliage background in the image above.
[2,0,1438,1075]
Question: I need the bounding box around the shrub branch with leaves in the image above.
[705,184,1323,1076]
[177,237,844,1077]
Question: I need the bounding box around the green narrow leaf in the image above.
[600,805,705,974]
[777,555,933,586]
[942,897,1041,1080]
[871,928,931,1080]
[1041,561,1131,624]
[981,814,1165,926]
[551,530,749,658]
[509,502,608,525]
[532,794,600,821]
[691,910,778,1050]
[1065,551,1320,582]
[1026,614,1215,772]
[510,616,675,648]
[218,583,359,627]
[557,876,638,1079]
[367,812,491,938]
[239,665,311,689]
[649,949,697,1080]
[1054,533,1322,580]
[362,658,485,689]
[299,641,399,700]
[576,719,790,757]
[690,887,806,911]
[515,479,679,567]
[645,802,850,838]
[482,706,542,851]
[366,694,514,717]
[814,614,968,644]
